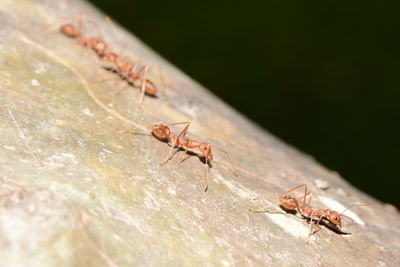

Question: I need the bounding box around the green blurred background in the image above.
[88,0,400,207]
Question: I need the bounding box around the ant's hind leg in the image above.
[170,122,191,139]
[287,184,309,208]
[306,222,321,243]
[138,66,149,106]
[143,63,167,90]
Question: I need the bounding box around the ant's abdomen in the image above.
[143,79,158,96]
[151,124,171,141]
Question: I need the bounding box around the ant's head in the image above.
[327,211,342,228]
[60,24,79,38]
[328,203,371,228]
[198,142,213,161]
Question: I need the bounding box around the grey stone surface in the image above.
[0,0,399,266]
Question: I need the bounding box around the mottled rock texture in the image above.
[0,0,399,266]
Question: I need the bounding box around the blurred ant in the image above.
[117,122,237,191]
[57,15,108,58]
[102,54,158,105]
[250,184,372,241]
[55,15,160,105]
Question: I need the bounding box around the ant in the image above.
[117,122,237,191]
[56,15,159,104]
[250,184,371,241]
[102,54,158,104]
[58,16,109,59]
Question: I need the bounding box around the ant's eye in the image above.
[203,146,208,150]
[333,216,338,220]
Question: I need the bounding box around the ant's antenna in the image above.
[115,123,156,135]
[339,203,373,225]
[214,146,238,177]
[339,203,374,217]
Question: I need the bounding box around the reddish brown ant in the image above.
[55,15,159,104]
[250,184,372,240]
[117,122,237,191]
[102,54,158,104]
[58,15,108,58]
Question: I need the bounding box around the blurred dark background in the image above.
[88,0,400,207]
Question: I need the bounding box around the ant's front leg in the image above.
[204,158,209,192]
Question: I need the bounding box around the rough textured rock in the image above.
[0,0,399,266]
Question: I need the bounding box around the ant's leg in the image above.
[306,212,317,242]
[138,66,149,106]
[312,224,322,235]
[306,192,313,211]
[170,122,191,139]
[307,220,314,242]
[139,63,166,88]
[178,148,190,165]
[287,184,307,194]
[76,15,89,57]
[306,222,321,243]
[170,122,191,127]
[134,64,147,76]
[287,184,308,208]
[314,214,325,228]
[159,122,191,140]
[204,158,209,192]
[307,214,324,242]
[301,184,309,208]
[160,145,177,166]
[97,56,132,86]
